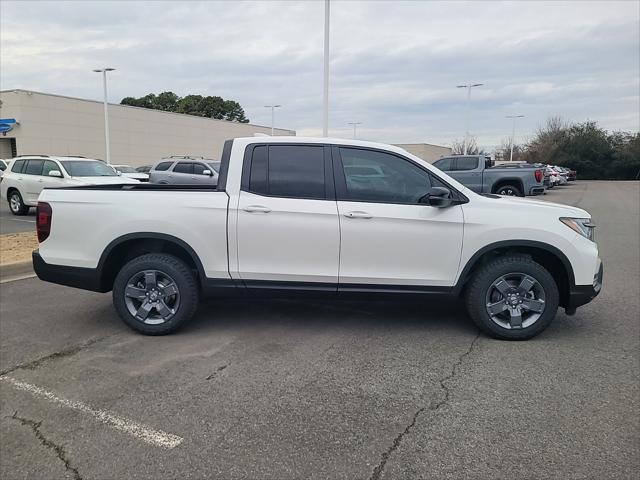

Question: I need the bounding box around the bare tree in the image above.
[451,136,486,155]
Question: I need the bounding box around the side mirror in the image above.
[420,186,453,208]
[48,170,63,178]
[202,169,213,176]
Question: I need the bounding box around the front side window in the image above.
[24,160,44,175]
[172,162,193,174]
[206,161,221,173]
[42,160,60,176]
[248,145,326,199]
[60,161,117,177]
[454,157,479,171]
[154,161,174,171]
[434,158,453,171]
[11,159,25,173]
[338,148,431,204]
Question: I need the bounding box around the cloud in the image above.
[1,0,638,149]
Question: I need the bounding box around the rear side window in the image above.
[11,160,25,173]
[172,162,193,174]
[434,158,453,171]
[154,161,174,171]
[454,157,479,171]
[24,160,44,175]
[249,145,326,199]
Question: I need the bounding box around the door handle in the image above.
[38,179,44,183]
[244,205,272,213]
[344,211,372,219]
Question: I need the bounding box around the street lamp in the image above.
[93,68,115,165]
[322,0,330,137]
[264,105,282,136]
[347,122,362,139]
[505,114,525,162]
[456,82,483,155]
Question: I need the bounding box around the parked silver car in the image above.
[148,156,220,185]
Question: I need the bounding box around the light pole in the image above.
[264,105,282,136]
[322,0,330,137]
[506,114,525,162]
[93,68,115,165]
[456,83,483,154]
[347,122,362,139]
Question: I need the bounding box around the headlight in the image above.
[560,217,595,241]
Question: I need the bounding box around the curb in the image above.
[0,260,35,282]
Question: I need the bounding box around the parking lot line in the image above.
[1,376,184,449]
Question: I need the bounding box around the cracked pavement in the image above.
[1,181,638,479]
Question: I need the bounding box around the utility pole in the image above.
[93,68,116,165]
[264,105,282,135]
[506,114,525,162]
[322,0,330,137]
[456,83,483,154]
[347,122,362,139]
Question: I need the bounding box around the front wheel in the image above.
[464,255,559,340]
[112,253,199,335]
[495,184,523,196]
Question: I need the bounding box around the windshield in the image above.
[61,161,117,177]
[114,166,137,173]
[206,161,221,173]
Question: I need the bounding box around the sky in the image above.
[1,0,638,150]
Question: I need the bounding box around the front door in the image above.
[334,147,464,288]
[236,144,340,286]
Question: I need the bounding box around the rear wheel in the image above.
[464,255,559,340]
[112,253,199,335]
[8,190,29,215]
[495,184,523,196]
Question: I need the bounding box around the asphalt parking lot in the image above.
[0,180,638,479]
[0,200,36,234]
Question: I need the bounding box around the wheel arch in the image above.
[454,240,575,307]
[97,233,206,292]
[491,178,524,195]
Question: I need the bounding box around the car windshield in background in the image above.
[207,162,221,173]
[61,161,117,177]
[115,166,137,173]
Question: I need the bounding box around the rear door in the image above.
[236,143,340,286]
[334,147,464,288]
[452,156,482,192]
[22,159,45,203]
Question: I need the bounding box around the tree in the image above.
[121,92,249,122]
[451,136,486,155]
[517,117,638,179]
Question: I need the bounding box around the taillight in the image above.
[534,169,542,182]
[36,202,52,243]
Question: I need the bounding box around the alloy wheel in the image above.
[485,273,546,329]
[10,193,21,213]
[124,269,181,325]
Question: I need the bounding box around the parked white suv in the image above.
[0,155,139,215]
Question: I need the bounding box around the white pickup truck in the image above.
[32,137,602,340]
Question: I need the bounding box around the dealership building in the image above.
[0,89,295,166]
[394,143,452,163]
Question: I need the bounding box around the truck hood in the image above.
[68,176,140,185]
[485,194,590,218]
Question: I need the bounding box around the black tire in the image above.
[464,255,559,340]
[8,190,29,215]
[495,184,523,197]
[112,253,199,335]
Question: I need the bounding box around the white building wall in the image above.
[394,143,452,163]
[0,90,295,166]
